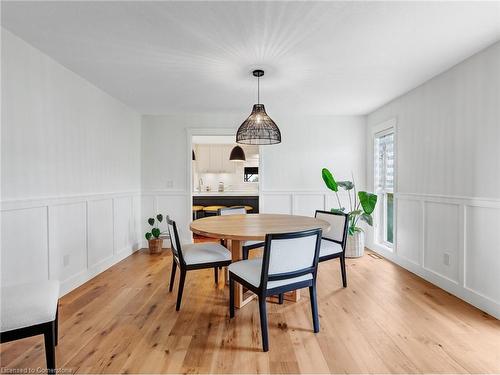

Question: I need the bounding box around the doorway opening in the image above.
[188,132,261,242]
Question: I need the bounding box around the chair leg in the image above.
[229,277,235,318]
[278,293,284,305]
[258,296,269,352]
[169,260,177,292]
[214,267,219,284]
[54,306,59,346]
[340,255,347,288]
[176,269,186,311]
[309,284,320,333]
[43,321,56,373]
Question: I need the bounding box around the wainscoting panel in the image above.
[87,199,114,268]
[1,207,49,287]
[1,191,141,296]
[156,194,189,240]
[396,198,421,265]
[424,201,460,283]
[261,193,292,215]
[261,191,351,217]
[293,194,325,217]
[48,202,87,283]
[141,195,156,236]
[113,196,134,254]
[465,205,500,304]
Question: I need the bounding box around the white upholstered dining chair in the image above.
[315,210,349,287]
[166,216,232,311]
[228,228,322,352]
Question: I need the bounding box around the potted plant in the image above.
[322,168,377,257]
[145,214,164,254]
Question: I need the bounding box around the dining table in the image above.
[190,213,330,308]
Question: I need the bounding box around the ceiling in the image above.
[2,1,499,115]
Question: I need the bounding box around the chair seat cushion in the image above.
[182,243,231,265]
[320,239,343,258]
[228,258,312,289]
[1,281,60,332]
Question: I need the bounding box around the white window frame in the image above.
[372,118,397,251]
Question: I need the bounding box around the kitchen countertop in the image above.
[192,191,259,196]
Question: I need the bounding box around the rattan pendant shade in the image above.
[236,70,281,145]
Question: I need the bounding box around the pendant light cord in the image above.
[257,75,260,104]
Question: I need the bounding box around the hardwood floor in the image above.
[1,248,499,373]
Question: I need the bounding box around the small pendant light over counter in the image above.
[236,69,281,145]
[229,145,246,161]
[192,150,196,161]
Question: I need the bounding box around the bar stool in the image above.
[203,205,226,216]
[230,205,253,212]
[192,205,204,220]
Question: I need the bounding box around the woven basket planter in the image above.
[148,238,163,254]
[346,231,365,258]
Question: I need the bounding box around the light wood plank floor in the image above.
[1,249,499,373]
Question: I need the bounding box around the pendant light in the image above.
[229,145,246,161]
[236,69,281,145]
[192,150,196,161]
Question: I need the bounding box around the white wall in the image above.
[1,29,142,295]
[366,41,500,318]
[141,114,366,241]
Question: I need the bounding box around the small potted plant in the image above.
[322,168,377,257]
[145,214,164,254]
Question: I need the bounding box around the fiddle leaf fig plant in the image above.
[145,214,165,241]
[321,168,378,236]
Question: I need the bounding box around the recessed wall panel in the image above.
[48,202,87,282]
[1,207,48,286]
[424,202,460,283]
[465,206,500,303]
[87,199,114,267]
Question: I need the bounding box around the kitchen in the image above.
[192,136,259,220]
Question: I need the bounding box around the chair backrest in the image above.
[166,216,184,265]
[218,206,247,216]
[260,229,322,290]
[315,210,349,247]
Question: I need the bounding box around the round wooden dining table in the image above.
[190,213,330,308]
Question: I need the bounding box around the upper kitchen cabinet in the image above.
[196,145,236,173]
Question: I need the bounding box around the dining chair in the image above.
[217,206,264,259]
[166,216,232,311]
[228,228,322,352]
[314,210,349,287]
[1,281,60,373]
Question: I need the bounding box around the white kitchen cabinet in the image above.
[209,145,223,172]
[196,145,211,173]
[196,144,236,173]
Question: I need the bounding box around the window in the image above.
[374,129,395,246]
[244,167,258,182]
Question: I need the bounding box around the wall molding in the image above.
[1,190,141,211]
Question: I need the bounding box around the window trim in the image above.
[371,118,397,252]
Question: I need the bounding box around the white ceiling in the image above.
[2,1,499,115]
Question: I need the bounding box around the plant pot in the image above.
[148,238,163,254]
[346,231,365,258]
